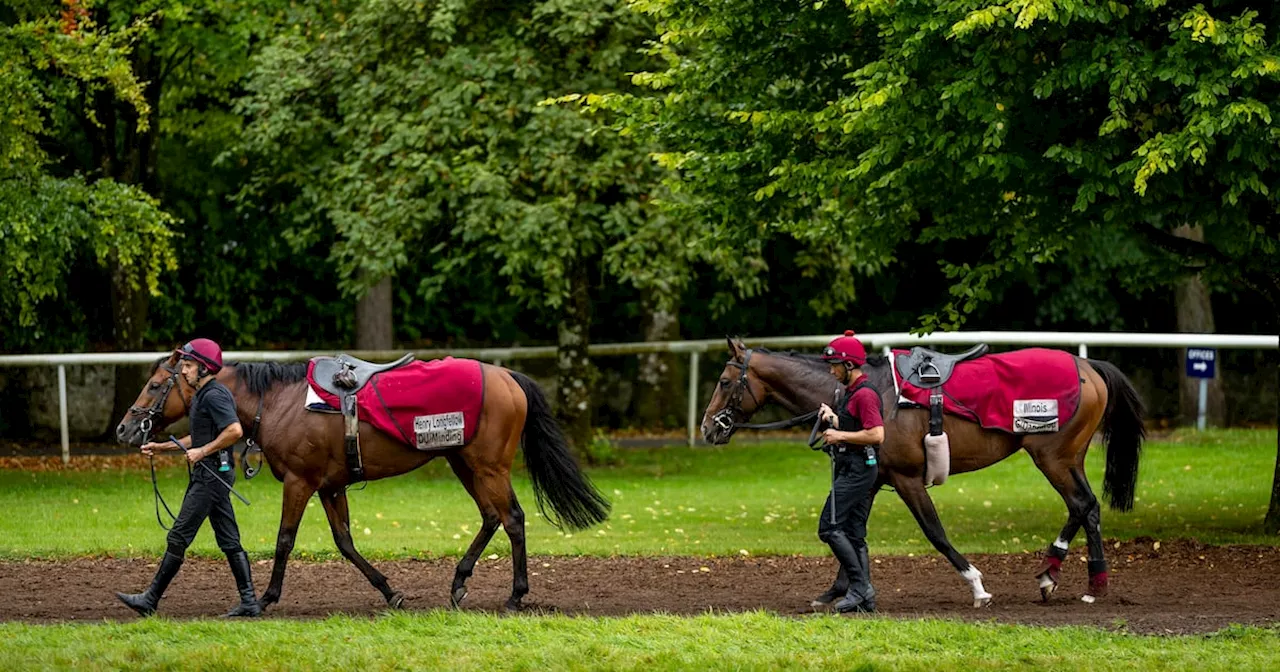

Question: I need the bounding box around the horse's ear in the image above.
[726,336,744,360]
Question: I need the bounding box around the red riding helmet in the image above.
[177,338,223,374]
[821,330,866,366]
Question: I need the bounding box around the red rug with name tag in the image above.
[893,347,1082,434]
[305,357,484,449]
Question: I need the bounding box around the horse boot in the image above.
[116,552,183,616]
[224,550,263,617]
[809,564,849,611]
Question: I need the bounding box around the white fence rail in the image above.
[2,331,1276,463]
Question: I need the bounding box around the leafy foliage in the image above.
[0,3,177,350]
[584,0,1280,329]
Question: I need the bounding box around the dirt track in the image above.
[4,539,1278,634]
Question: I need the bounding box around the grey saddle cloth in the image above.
[896,344,989,389]
[311,353,415,397]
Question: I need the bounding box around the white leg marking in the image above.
[961,565,993,608]
[1052,537,1069,551]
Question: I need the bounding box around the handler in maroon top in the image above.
[812,330,884,613]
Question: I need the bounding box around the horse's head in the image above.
[699,337,770,445]
[114,352,196,446]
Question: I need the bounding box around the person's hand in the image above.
[819,403,838,426]
[140,442,162,457]
[822,428,842,445]
[186,447,206,464]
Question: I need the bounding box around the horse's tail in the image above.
[1090,359,1146,512]
[508,370,611,531]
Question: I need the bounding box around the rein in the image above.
[131,365,192,531]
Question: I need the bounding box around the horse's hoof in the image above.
[387,592,405,609]
[973,595,993,608]
[450,587,468,609]
[260,591,280,608]
[504,599,524,613]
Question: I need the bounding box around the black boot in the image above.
[836,545,876,613]
[224,551,263,617]
[116,552,183,616]
[810,564,849,609]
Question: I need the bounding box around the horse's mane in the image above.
[231,361,309,395]
[748,347,894,397]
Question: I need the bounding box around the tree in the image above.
[233,0,688,454]
[587,2,1280,523]
[0,1,177,355]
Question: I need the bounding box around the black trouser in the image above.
[817,448,877,547]
[166,465,244,557]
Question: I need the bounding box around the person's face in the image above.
[829,362,848,383]
[179,358,201,386]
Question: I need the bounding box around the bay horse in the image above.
[701,338,1145,607]
[115,352,610,612]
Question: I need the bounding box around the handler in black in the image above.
[811,330,884,614]
[116,338,262,618]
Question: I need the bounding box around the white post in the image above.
[688,351,701,447]
[58,365,70,465]
[1078,343,1088,358]
[1197,378,1208,432]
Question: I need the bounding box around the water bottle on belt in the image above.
[218,449,231,472]
[864,445,877,467]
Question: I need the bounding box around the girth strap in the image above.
[342,394,365,483]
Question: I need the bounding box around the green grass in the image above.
[2,611,1278,671]
[0,428,1275,560]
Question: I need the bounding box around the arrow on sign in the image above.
[1193,362,1208,372]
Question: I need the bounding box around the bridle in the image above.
[710,349,763,433]
[709,348,824,436]
[129,363,193,442]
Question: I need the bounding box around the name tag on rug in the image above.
[1013,399,1058,433]
[414,412,466,449]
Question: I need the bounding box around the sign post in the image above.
[1185,348,1217,431]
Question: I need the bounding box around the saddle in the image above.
[311,353,415,397]
[895,344,989,389]
[310,353,415,483]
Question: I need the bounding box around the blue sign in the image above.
[1186,348,1217,379]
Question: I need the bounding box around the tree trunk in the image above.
[556,261,596,458]
[101,11,165,437]
[107,258,151,436]
[630,293,684,428]
[1174,225,1225,426]
[1265,361,1280,534]
[356,276,394,351]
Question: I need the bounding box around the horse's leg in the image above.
[1025,448,1095,601]
[445,454,501,609]
[260,474,315,608]
[1072,466,1109,599]
[500,485,529,611]
[891,473,993,607]
[319,487,403,608]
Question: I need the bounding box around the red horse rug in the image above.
[305,357,483,449]
[893,347,1082,434]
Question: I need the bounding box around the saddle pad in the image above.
[893,347,1081,434]
[306,357,484,449]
